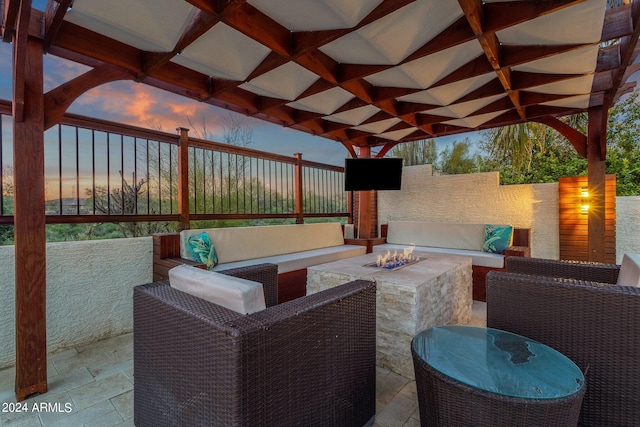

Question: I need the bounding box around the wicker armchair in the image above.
[486,257,640,427]
[134,263,377,427]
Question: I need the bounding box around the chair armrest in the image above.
[218,263,278,307]
[506,257,620,284]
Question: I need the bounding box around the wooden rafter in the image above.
[605,2,640,107]
[43,0,72,50]
[1,0,20,42]
[139,10,219,79]
[9,1,639,149]
[459,0,524,119]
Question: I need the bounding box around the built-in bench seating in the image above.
[153,223,366,302]
[377,221,531,301]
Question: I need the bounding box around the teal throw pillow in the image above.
[187,232,218,270]
[482,225,513,254]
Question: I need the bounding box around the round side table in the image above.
[411,325,585,427]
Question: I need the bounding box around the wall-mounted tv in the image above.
[344,157,403,191]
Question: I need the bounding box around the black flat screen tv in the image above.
[344,157,403,191]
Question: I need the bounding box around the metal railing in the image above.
[0,101,350,228]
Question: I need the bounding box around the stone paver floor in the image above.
[1,301,486,427]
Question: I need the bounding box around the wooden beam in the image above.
[458,0,526,119]
[604,1,640,108]
[357,146,373,239]
[1,0,20,42]
[53,21,142,72]
[223,3,291,57]
[140,10,219,78]
[43,0,72,50]
[11,0,32,122]
[587,106,607,263]
[601,3,634,42]
[14,34,47,401]
[44,64,133,130]
[483,0,583,32]
[376,142,399,158]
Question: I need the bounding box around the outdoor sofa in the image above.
[152,222,366,302]
[486,256,640,426]
[376,221,531,300]
[134,263,377,426]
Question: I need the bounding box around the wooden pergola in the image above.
[2,0,640,400]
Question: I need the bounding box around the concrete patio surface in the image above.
[0,301,487,427]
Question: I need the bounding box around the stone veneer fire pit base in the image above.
[307,251,472,379]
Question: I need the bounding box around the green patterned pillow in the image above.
[187,232,218,270]
[482,225,513,254]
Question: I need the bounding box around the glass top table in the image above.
[412,325,584,399]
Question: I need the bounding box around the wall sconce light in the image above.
[580,187,589,214]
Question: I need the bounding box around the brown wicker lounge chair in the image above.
[486,257,640,427]
[134,263,377,427]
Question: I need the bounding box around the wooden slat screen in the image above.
[558,175,616,263]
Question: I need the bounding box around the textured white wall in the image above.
[378,165,559,259]
[0,237,153,368]
[379,165,640,261]
[616,196,640,264]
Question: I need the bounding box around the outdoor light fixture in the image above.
[580,186,589,214]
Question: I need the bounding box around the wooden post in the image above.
[357,147,374,239]
[14,35,48,400]
[177,127,190,231]
[587,107,607,263]
[294,153,304,224]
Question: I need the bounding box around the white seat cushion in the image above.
[373,243,504,268]
[386,221,486,251]
[169,264,266,314]
[616,253,640,287]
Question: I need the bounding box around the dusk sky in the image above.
[0,0,469,167]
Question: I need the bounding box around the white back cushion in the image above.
[180,223,344,263]
[616,254,640,287]
[169,264,266,314]
[386,221,486,251]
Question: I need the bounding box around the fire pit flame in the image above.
[375,244,419,269]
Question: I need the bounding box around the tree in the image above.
[86,171,173,237]
[0,166,14,244]
[480,114,587,174]
[479,94,640,195]
[389,139,438,166]
[438,139,480,174]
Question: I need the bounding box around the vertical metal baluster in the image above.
[157,141,161,214]
[0,114,4,215]
[250,157,254,214]
[145,139,150,214]
[262,158,266,214]
[120,134,125,214]
[211,150,216,213]
[235,154,239,213]
[242,155,247,213]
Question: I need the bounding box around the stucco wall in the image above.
[0,237,153,368]
[379,165,640,261]
[378,165,559,259]
[616,196,640,264]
